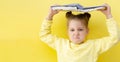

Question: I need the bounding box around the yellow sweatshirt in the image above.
[39,18,119,62]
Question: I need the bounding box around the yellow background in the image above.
[0,0,120,62]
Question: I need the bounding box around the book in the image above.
[51,3,106,12]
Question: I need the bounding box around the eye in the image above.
[78,29,83,31]
[70,29,74,31]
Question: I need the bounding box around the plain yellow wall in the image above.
[0,0,120,62]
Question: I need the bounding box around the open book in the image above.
[51,3,106,12]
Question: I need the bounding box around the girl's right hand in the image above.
[46,5,61,20]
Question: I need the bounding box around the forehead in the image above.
[68,19,85,28]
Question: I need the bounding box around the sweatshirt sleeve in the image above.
[39,19,65,50]
[94,18,119,54]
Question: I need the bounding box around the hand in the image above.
[46,5,61,20]
[98,3,112,19]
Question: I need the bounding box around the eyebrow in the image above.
[69,27,85,29]
[78,26,84,28]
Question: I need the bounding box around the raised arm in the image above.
[39,6,62,49]
[94,3,119,54]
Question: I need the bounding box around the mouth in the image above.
[74,37,80,39]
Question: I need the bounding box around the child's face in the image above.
[68,19,89,44]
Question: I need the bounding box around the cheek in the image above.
[79,31,87,36]
[68,31,74,38]
[68,31,72,36]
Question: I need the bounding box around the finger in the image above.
[101,3,110,10]
[102,3,110,8]
[102,3,108,6]
[54,9,62,12]
[58,9,63,11]
[97,9,103,12]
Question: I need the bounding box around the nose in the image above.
[74,31,79,36]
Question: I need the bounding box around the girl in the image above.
[39,3,119,62]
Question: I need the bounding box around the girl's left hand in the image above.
[98,3,112,19]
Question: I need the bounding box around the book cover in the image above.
[51,3,106,12]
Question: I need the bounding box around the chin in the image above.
[72,40,83,44]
